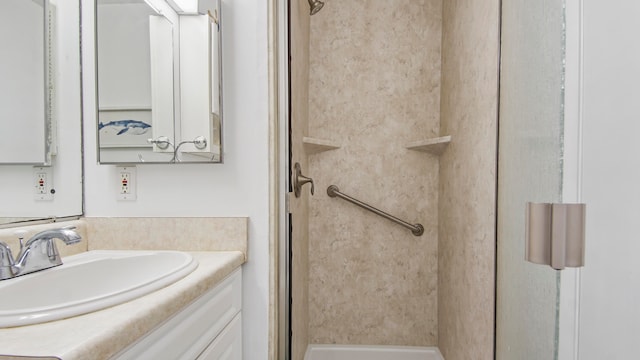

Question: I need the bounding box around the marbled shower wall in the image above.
[438,0,499,359]
[307,0,443,345]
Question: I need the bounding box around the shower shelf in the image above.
[405,135,451,156]
[303,137,341,154]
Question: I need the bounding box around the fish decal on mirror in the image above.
[98,120,151,136]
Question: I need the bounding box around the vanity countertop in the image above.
[0,251,245,359]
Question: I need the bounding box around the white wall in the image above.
[82,0,270,359]
[578,1,640,358]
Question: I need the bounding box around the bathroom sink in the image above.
[0,250,198,328]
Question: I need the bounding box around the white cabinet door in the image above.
[197,313,242,360]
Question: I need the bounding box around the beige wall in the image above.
[438,0,500,359]
[307,0,442,346]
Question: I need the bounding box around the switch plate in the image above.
[117,166,136,201]
[33,166,54,201]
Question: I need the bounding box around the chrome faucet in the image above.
[0,242,15,280]
[0,226,81,280]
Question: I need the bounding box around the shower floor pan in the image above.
[304,345,444,360]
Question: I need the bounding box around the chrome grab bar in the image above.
[326,185,424,236]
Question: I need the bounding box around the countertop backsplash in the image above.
[0,217,248,260]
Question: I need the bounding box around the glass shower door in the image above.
[496,0,566,359]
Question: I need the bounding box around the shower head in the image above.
[308,0,324,15]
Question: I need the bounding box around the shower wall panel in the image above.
[438,0,500,359]
[307,0,442,346]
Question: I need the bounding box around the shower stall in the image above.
[279,0,500,358]
[276,0,640,358]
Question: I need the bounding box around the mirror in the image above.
[0,0,84,226]
[95,0,223,164]
[0,0,50,165]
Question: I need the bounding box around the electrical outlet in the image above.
[120,172,131,194]
[117,166,136,201]
[33,166,54,201]
[36,173,47,194]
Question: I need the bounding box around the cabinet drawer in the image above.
[197,313,242,360]
[112,268,242,360]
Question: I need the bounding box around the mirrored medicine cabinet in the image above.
[95,0,223,164]
[0,0,84,227]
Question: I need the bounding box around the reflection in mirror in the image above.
[97,0,176,163]
[96,0,223,164]
[0,0,84,226]
[0,0,50,164]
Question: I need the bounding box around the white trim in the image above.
[267,0,278,359]
[277,0,290,354]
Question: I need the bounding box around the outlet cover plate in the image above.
[117,166,136,201]
[33,166,54,201]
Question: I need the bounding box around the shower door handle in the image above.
[293,162,315,198]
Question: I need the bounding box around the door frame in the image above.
[268,0,291,359]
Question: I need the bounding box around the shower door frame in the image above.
[272,0,291,359]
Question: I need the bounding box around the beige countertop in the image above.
[0,251,244,360]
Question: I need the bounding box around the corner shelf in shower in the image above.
[303,137,341,154]
[405,135,451,156]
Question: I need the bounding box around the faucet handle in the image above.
[0,241,14,261]
[0,241,16,279]
[14,230,28,254]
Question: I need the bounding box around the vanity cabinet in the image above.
[197,313,242,359]
[112,268,242,360]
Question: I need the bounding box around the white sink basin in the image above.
[0,250,198,328]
